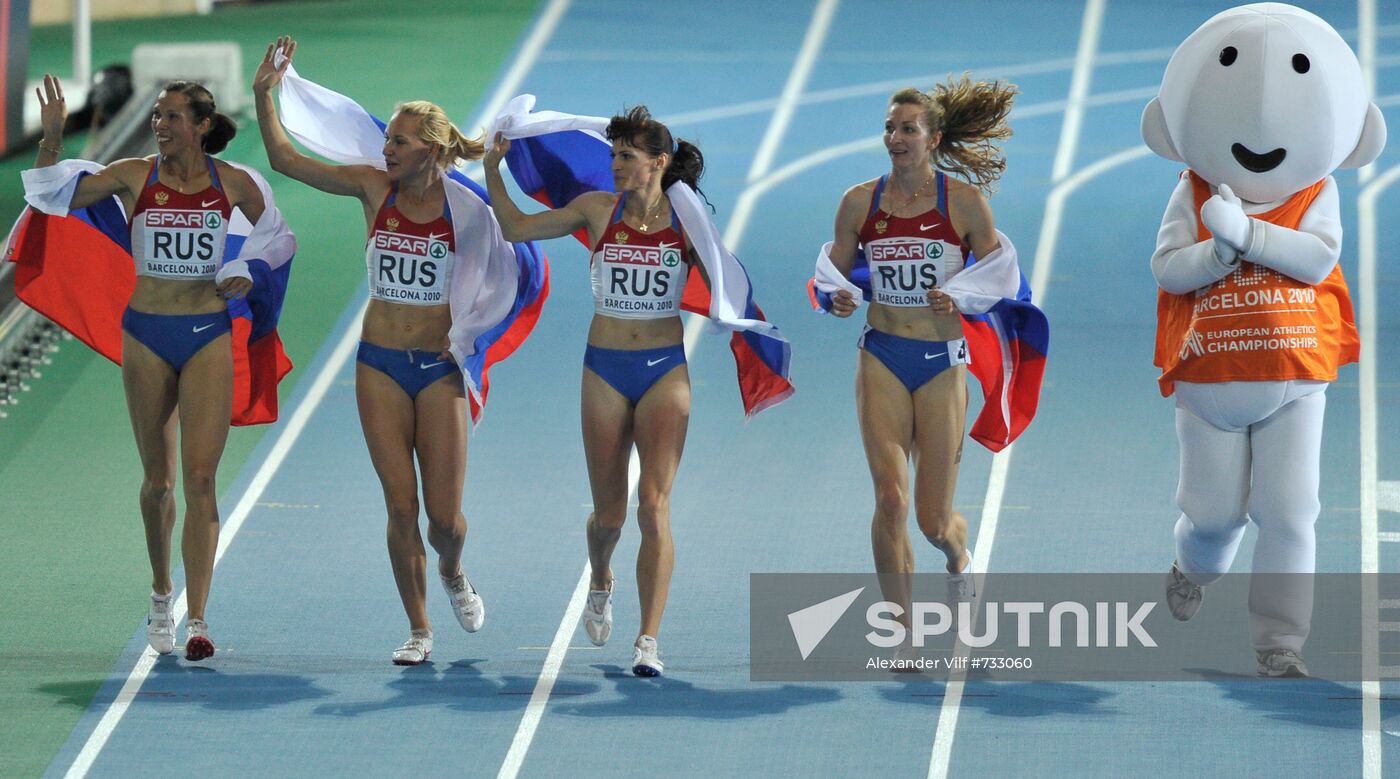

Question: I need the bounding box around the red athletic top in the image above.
[364,184,456,306]
[129,156,233,280]
[858,172,967,308]
[589,193,690,319]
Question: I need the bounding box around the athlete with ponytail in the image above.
[27,75,279,661]
[253,37,490,665]
[821,78,1017,666]
[484,107,709,677]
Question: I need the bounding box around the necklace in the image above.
[888,175,934,215]
[636,195,667,233]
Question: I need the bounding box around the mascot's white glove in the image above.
[1200,183,1252,262]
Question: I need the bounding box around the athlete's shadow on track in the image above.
[59,656,339,711]
[545,664,842,720]
[878,676,1116,718]
[312,659,602,718]
[1188,669,1364,730]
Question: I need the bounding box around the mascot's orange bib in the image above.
[1154,171,1358,397]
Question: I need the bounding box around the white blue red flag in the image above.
[275,65,550,425]
[489,95,794,417]
[7,159,296,426]
[809,232,1048,452]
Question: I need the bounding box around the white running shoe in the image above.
[184,619,215,662]
[147,593,175,655]
[582,586,613,646]
[440,573,484,632]
[1166,561,1203,621]
[947,553,976,630]
[1257,649,1309,678]
[890,639,921,673]
[632,635,664,677]
[392,629,434,666]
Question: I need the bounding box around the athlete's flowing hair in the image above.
[392,100,486,167]
[891,75,1017,193]
[606,105,705,194]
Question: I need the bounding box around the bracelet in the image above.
[38,140,63,154]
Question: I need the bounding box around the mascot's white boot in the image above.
[1143,3,1386,673]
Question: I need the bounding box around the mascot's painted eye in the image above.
[1219,46,1238,66]
[1292,53,1310,73]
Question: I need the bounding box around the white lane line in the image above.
[929,1,1106,776]
[745,0,839,184]
[1358,144,1398,779]
[665,49,1170,127]
[1359,3,1385,773]
[1359,0,1379,188]
[1379,481,1400,513]
[495,2,838,777]
[1052,0,1106,181]
[736,87,1158,221]
[63,3,572,776]
[64,313,369,779]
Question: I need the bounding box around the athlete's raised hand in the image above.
[254,36,297,95]
[483,132,512,169]
[36,74,67,143]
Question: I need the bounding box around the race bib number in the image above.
[369,231,450,304]
[596,243,684,315]
[138,209,224,278]
[866,237,961,307]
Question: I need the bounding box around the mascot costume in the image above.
[1142,3,1386,677]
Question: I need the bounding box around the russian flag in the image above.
[6,165,295,426]
[809,234,1048,452]
[492,96,794,417]
[275,64,549,426]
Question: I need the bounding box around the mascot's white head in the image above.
[1142,3,1386,202]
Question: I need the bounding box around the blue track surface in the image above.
[46,1,1400,776]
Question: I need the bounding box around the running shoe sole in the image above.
[185,637,215,662]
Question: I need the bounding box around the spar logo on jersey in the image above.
[143,209,223,262]
[603,244,663,266]
[146,210,213,230]
[869,239,944,262]
[374,233,446,259]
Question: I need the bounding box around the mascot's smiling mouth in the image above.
[1231,143,1287,173]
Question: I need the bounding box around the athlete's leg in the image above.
[630,364,689,639]
[856,350,917,631]
[911,365,970,573]
[1247,389,1326,652]
[582,365,635,592]
[1172,401,1251,585]
[414,373,469,579]
[121,332,181,597]
[174,331,234,622]
[357,362,428,630]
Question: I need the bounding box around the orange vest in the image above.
[1154,172,1358,397]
